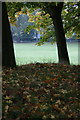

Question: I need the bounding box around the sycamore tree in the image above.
[19,2,70,64]
[45,2,70,64]
[24,2,80,65]
[6,2,80,65]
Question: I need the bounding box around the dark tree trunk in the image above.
[52,10,70,65]
[44,3,70,65]
[2,2,16,68]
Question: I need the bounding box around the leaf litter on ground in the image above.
[2,63,80,120]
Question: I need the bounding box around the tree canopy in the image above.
[63,2,80,38]
[6,2,80,42]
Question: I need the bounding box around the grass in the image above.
[14,42,79,65]
[2,63,80,120]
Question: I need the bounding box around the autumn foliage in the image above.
[2,63,80,120]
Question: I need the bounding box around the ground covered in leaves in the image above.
[2,63,80,120]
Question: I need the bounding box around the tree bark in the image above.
[44,3,70,65]
[2,2,16,68]
[52,10,70,64]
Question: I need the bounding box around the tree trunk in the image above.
[2,2,16,68]
[46,3,70,65]
[52,11,70,65]
[0,2,2,67]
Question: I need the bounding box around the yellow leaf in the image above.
[15,14,19,18]
[42,115,47,119]
[5,105,9,113]
[60,89,68,94]
[5,96,10,100]
[8,100,13,104]
[45,13,50,17]
[51,115,55,119]
[18,11,23,15]
[56,100,61,104]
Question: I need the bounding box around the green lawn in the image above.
[14,42,79,65]
[2,63,80,120]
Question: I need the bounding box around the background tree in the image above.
[11,13,38,43]
[2,2,16,68]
